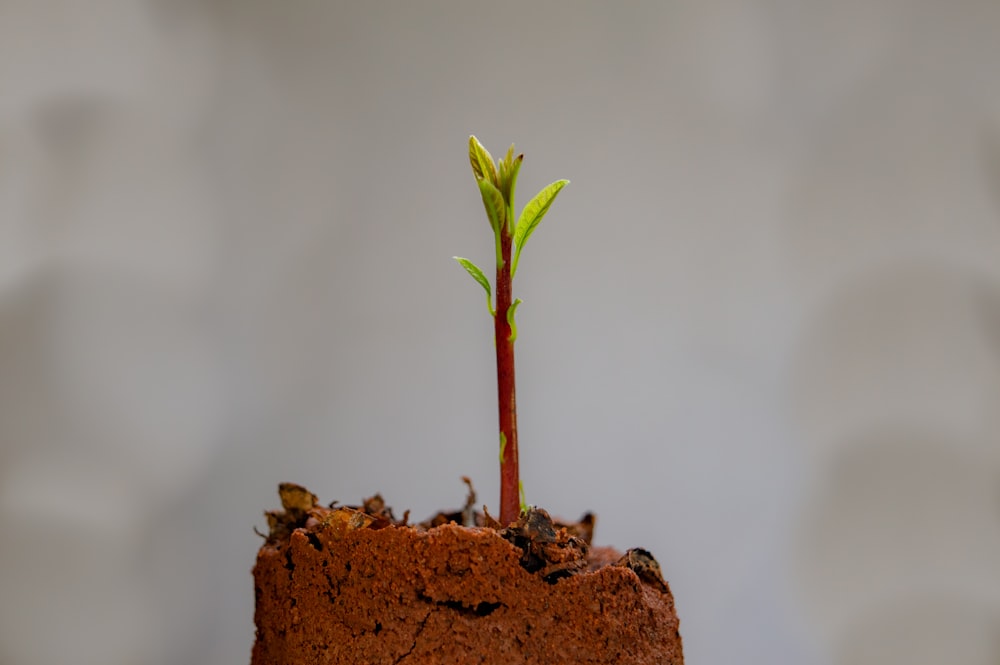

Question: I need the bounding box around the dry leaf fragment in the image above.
[460,476,477,527]
[555,512,595,546]
[318,507,376,541]
[279,483,318,513]
[614,547,669,593]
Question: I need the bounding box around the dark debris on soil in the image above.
[258,480,666,588]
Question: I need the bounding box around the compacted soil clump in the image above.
[252,483,683,664]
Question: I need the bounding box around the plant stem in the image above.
[495,226,520,525]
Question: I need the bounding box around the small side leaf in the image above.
[468,135,498,187]
[499,431,507,464]
[454,257,494,316]
[506,298,523,342]
[511,179,569,278]
[478,179,506,235]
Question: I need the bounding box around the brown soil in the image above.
[252,484,683,664]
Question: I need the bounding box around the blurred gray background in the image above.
[2,1,1000,664]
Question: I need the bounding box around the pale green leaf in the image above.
[498,158,511,199]
[511,179,569,278]
[503,153,524,232]
[503,144,515,169]
[478,178,506,235]
[468,135,498,187]
[497,144,517,211]
[454,256,494,315]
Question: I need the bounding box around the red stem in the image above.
[495,228,519,525]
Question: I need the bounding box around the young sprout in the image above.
[454,136,569,525]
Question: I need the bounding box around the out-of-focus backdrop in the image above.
[2,2,1000,664]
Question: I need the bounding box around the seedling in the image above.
[454,136,569,525]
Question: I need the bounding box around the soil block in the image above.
[252,484,683,664]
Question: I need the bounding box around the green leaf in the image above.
[454,257,494,315]
[511,179,569,279]
[468,135,498,187]
[499,431,507,463]
[478,178,506,236]
[498,159,510,199]
[503,154,524,233]
[497,145,517,202]
[506,298,522,342]
[503,144,515,168]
